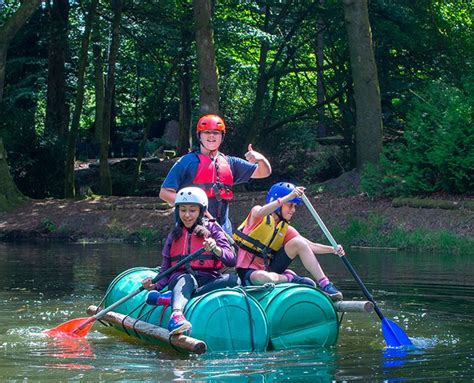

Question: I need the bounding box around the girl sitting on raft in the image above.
[141,187,238,335]
[233,182,345,300]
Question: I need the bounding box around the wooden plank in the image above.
[87,305,207,354]
[334,300,374,313]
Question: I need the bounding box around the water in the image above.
[0,242,472,382]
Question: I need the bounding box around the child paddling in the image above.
[233,182,345,300]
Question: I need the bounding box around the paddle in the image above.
[44,247,207,338]
[301,194,413,348]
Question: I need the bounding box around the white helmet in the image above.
[175,187,208,210]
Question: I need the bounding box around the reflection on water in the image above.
[0,242,472,381]
[44,335,94,359]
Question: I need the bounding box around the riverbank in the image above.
[0,192,472,253]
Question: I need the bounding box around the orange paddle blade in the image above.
[43,317,96,338]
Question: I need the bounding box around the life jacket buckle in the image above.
[213,184,223,201]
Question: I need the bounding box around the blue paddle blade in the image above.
[382,318,413,348]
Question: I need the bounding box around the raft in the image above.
[95,267,354,353]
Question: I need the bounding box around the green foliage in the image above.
[362,78,474,197]
[1,0,472,198]
[0,193,25,212]
[103,220,160,243]
[40,218,57,233]
[334,214,388,247]
[125,228,161,243]
[7,133,66,198]
[144,138,173,155]
[264,124,349,186]
[334,215,472,254]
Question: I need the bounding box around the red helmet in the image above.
[196,114,226,133]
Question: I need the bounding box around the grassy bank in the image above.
[330,214,473,254]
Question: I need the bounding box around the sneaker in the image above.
[168,311,192,335]
[146,290,172,306]
[321,282,343,301]
[292,274,317,287]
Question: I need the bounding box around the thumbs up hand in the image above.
[245,143,265,163]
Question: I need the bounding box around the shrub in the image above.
[362,78,473,197]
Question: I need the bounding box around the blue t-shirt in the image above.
[162,152,257,234]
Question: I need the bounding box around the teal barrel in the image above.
[247,283,339,349]
[103,267,269,352]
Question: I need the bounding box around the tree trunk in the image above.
[45,0,70,138]
[0,0,41,103]
[64,0,98,198]
[92,21,105,147]
[0,139,25,211]
[244,41,269,149]
[100,0,124,196]
[177,59,192,155]
[343,0,383,169]
[0,0,39,209]
[193,0,219,115]
[316,0,326,137]
[241,4,272,151]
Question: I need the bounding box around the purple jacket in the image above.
[154,221,235,290]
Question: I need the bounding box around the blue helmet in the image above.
[266,182,302,205]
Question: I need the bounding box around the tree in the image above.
[0,0,40,210]
[315,0,326,138]
[64,0,99,198]
[45,0,70,138]
[92,17,105,146]
[99,0,124,195]
[193,0,220,115]
[177,59,192,155]
[0,138,26,210]
[0,0,41,102]
[343,0,383,169]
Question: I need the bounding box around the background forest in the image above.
[0,0,472,208]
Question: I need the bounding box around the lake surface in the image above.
[0,242,472,382]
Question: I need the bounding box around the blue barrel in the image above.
[247,283,339,349]
[103,268,269,352]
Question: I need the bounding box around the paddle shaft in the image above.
[74,247,207,332]
[204,211,236,246]
[301,194,386,321]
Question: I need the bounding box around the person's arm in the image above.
[205,223,236,266]
[305,238,345,256]
[159,187,176,206]
[244,144,272,179]
[142,235,173,290]
[159,154,194,206]
[252,186,305,218]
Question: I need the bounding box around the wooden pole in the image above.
[87,305,207,354]
[334,300,374,313]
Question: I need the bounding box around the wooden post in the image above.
[87,305,207,354]
[334,300,374,313]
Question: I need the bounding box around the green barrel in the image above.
[103,268,269,352]
[247,283,339,349]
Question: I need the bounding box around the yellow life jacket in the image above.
[233,213,288,260]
